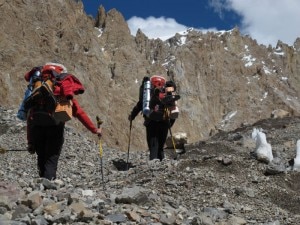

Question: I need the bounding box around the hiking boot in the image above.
[27,143,35,154]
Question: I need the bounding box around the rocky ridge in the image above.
[1,105,300,224]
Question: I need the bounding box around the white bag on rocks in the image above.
[251,128,273,163]
[292,140,300,171]
[166,132,187,149]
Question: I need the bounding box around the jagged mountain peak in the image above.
[0,0,300,150]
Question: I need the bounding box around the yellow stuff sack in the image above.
[54,98,73,123]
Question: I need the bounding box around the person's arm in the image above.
[129,81,145,121]
[72,98,101,135]
[129,100,142,121]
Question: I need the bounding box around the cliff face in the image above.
[1,0,300,150]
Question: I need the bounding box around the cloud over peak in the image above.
[127,16,188,41]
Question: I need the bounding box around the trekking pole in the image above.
[164,108,177,160]
[168,124,178,160]
[96,116,105,190]
[126,119,133,171]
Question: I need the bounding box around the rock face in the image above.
[1,0,300,153]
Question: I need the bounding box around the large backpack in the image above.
[142,75,180,121]
[22,63,82,126]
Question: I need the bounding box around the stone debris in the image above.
[1,107,300,224]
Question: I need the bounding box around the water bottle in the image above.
[17,69,41,120]
[142,79,151,116]
[17,87,31,120]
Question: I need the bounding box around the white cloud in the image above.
[127,16,188,41]
[210,0,300,46]
[208,0,228,19]
[126,0,300,46]
[127,16,217,41]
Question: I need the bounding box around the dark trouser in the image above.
[146,120,169,161]
[32,123,65,180]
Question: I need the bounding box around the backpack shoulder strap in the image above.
[55,72,69,81]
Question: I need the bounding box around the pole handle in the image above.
[96,116,103,128]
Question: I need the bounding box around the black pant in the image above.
[32,123,65,180]
[146,120,169,161]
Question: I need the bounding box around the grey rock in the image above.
[202,207,228,221]
[0,221,27,225]
[105,213,127,223]
[31,215,49,225]
[11,205,32,220]
[115,186,150,205]
[265,157,286,175]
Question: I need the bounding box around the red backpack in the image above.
[24,63,83,126]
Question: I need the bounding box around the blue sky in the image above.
[82,0,300,47]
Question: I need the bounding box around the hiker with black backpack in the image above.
[18,63,102,180]
[129,75,180,161]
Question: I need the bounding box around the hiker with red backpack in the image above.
[17,63,102,180]
[129,75,180,161]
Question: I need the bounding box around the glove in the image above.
[128,114,134,121]
[96,127,102,137]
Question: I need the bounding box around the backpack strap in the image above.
[55,72,69,81]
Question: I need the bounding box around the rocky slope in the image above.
[1,2,300,223]
[1,0,300,151]
[1,104,300,224]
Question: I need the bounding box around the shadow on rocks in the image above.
[112,159,136,171]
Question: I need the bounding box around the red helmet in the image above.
[42,63,67,74]
[150,75,166,88]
